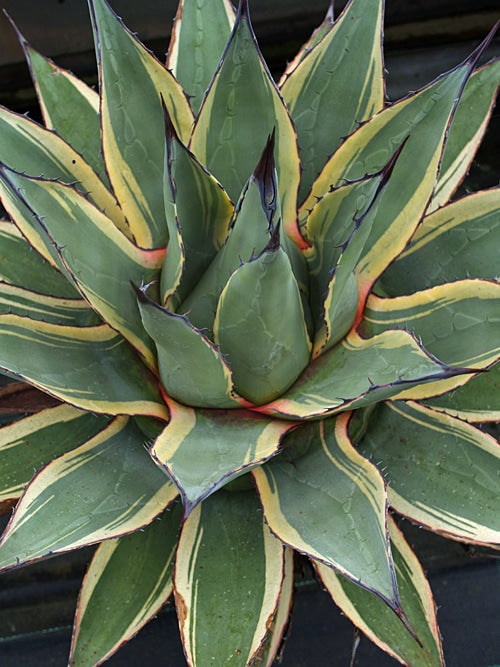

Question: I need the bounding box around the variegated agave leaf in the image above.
[0,1,498,665]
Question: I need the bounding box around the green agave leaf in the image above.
[0,417,177,570]
[214,231,312,405]
[70,501,182,667]
[174,489,285,667]
[152,396,295,515]
[0,220,79,298]
[253,546,294,667]
[0,404,109,503]
[424,362,500,422]
[0,106,128,241]
[316,516,444,666]
[378,189,500,296]
[258,329,461,421]
[359,401,500,545]
[0,170,68,279]
[190,1,303,247]
[278,2,334,80]
[167,0,236,115]
[180,134,281,332]
[0,315,167,419]
[2,168,164,367]
[306,149,402,355]
[429,60,500,212]
[361,279,500,400]
[161,113,233,310]
[300,48,482,307]
[281,0,384,202]
[0,282,99,326]
[254,413,399,606]
[305,175,382,342]
[20,38,108,185]
[89,0,193,249]
[136,288,242,409]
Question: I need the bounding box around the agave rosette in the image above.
[0,0,498,664]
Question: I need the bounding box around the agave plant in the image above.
[0,0,498,664]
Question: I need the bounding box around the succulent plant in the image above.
[0,0,498,664]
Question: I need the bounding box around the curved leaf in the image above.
[189,1,303,246]
[359,401,500,545]
[304,174,383,346]
[174,489,285,667]
[0,404,109,503]
[361,279,500,399]
[0,220,78,298]
[89,0,194,248]
[0,417,178,570]
[254,546,294,667]
[379,189,500,295]
[21,39,108,185]
[299,53,480,307]
[0,315,167,419]
[167,0,236,114]
[254,413,399,606]
[152,396,295,514]
[214,235,311,405]
[0,282,99,326]
[258,329,462,421]
[281,0,384,202]
[0,107,128,242]
[429,60,500,211]
[2,168,164,367]
[424,362,500,422]
[316,516,444,666]
[70,501,182,667]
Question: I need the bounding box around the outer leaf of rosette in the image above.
[0,405,110,507]
[280,0,384,203]
[428,60,500,213]
[213,227,312,406]
[0,220,79,299]
[0,282,99,328]
[278,2,334,78]
[174,489,286,667]
[189,0,303,248]
[378,189,500,297]
[135,287,242,409]
[160,111,234,311]
[0,166,163,369]
[70,502,182,667]
[360,279,500,400]
[179,134,281,333]
[166,0,236,115]
[89,0,194,249]
[424,362,500,423]
[0,109,129,273]
[18,31,108,186]
[0,417,177,570]
[315,515,444,666]
[0,316,167,419]
[299,35,495,310]
[253,412,400,609]
[359,401,500,546]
